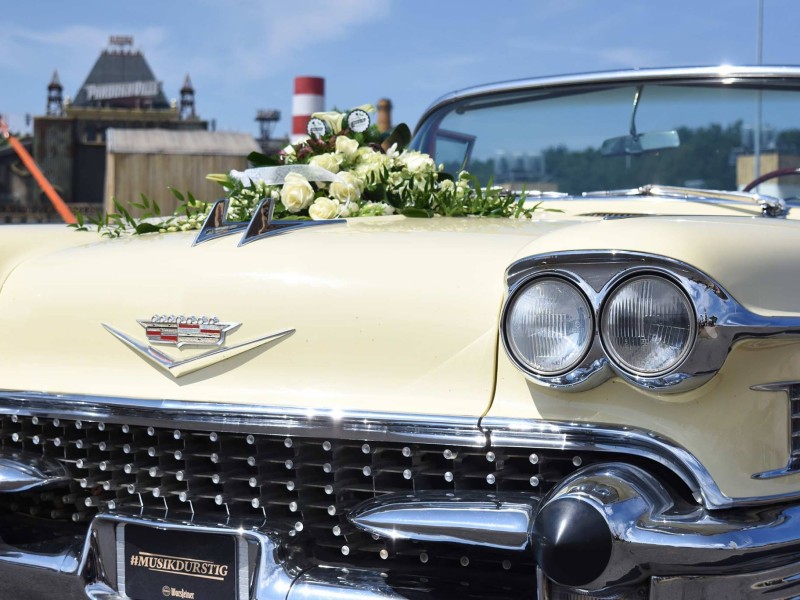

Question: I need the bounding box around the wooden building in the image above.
[105,129,258,216]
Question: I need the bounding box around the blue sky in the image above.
[2,0,798,138]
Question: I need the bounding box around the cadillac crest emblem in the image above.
[139,315,237,347]
[103,314,295,379]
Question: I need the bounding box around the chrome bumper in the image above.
[2,463,800,599]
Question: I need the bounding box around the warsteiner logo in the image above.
[129,550,229,582]
[162,588,194,599]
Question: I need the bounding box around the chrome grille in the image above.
[0,414,618,576]
[791,385,800,464]
[0,415,589,515]
[752,382,800,479]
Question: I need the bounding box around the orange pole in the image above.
[1,117,76,224]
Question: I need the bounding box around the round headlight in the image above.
[601,275,695,376]
[505,278,593,376]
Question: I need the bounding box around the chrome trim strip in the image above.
[584,184,787,218]
[115,523,126,597]
[0,391,486,447]
[102,324,295,378]
[348,492,536,550]
[415,66,800,132]
[0,449,71,492]
[501,250,800,393]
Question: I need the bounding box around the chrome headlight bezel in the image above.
[500,251,761,393]
[600,273,697,377]
[503,275,594,377]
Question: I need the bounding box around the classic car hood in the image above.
[0,216,574,416]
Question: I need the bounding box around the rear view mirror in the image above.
[601,130,680,156]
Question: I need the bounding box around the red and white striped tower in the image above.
[292,76,325,142]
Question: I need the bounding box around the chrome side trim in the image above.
[348,492,536,550]
[102,324,295,378]
[0,449,71,492]
[501,250,800,393]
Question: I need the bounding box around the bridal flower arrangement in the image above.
[79,106,541,237]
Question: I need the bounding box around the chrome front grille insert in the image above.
[0,409,690,589]
[752,381,800,479]
[0,391,774,509]
[0,414,593,520]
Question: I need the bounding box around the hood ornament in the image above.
[104,315,294,378]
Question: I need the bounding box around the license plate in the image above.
[120,524,240,600]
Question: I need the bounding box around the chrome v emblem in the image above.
[102,323,294,378]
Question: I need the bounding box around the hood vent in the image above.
[193,197,344,247]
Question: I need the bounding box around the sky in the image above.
[2,0,799,139]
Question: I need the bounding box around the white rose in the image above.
[335,135,360,158]
[309,152,342,174]
[388,171,406,188]
[354,151,390,184]
[330,172,362,203]
[281,172,315,213]
[308,197,340,220]
[440,179,455,193]
[384,142,399,159]
[397,150,435,174]
[358,148,389,169]
[338,201,359,217]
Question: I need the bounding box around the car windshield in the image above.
[411,77,800,197]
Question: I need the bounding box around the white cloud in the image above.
[190,0,392,80]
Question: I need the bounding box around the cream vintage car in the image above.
[2,66,800,599]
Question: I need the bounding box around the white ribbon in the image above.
[229,165,342,186]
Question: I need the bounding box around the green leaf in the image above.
[400,207,433,218]
[112,198,135,227]
[169,188,185,202]
[206,173,230,184]
[134,222,161,234]
[247,151,280,167]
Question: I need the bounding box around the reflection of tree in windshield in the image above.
[459,123,752,194]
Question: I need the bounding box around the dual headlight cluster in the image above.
[503,273,696,381]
